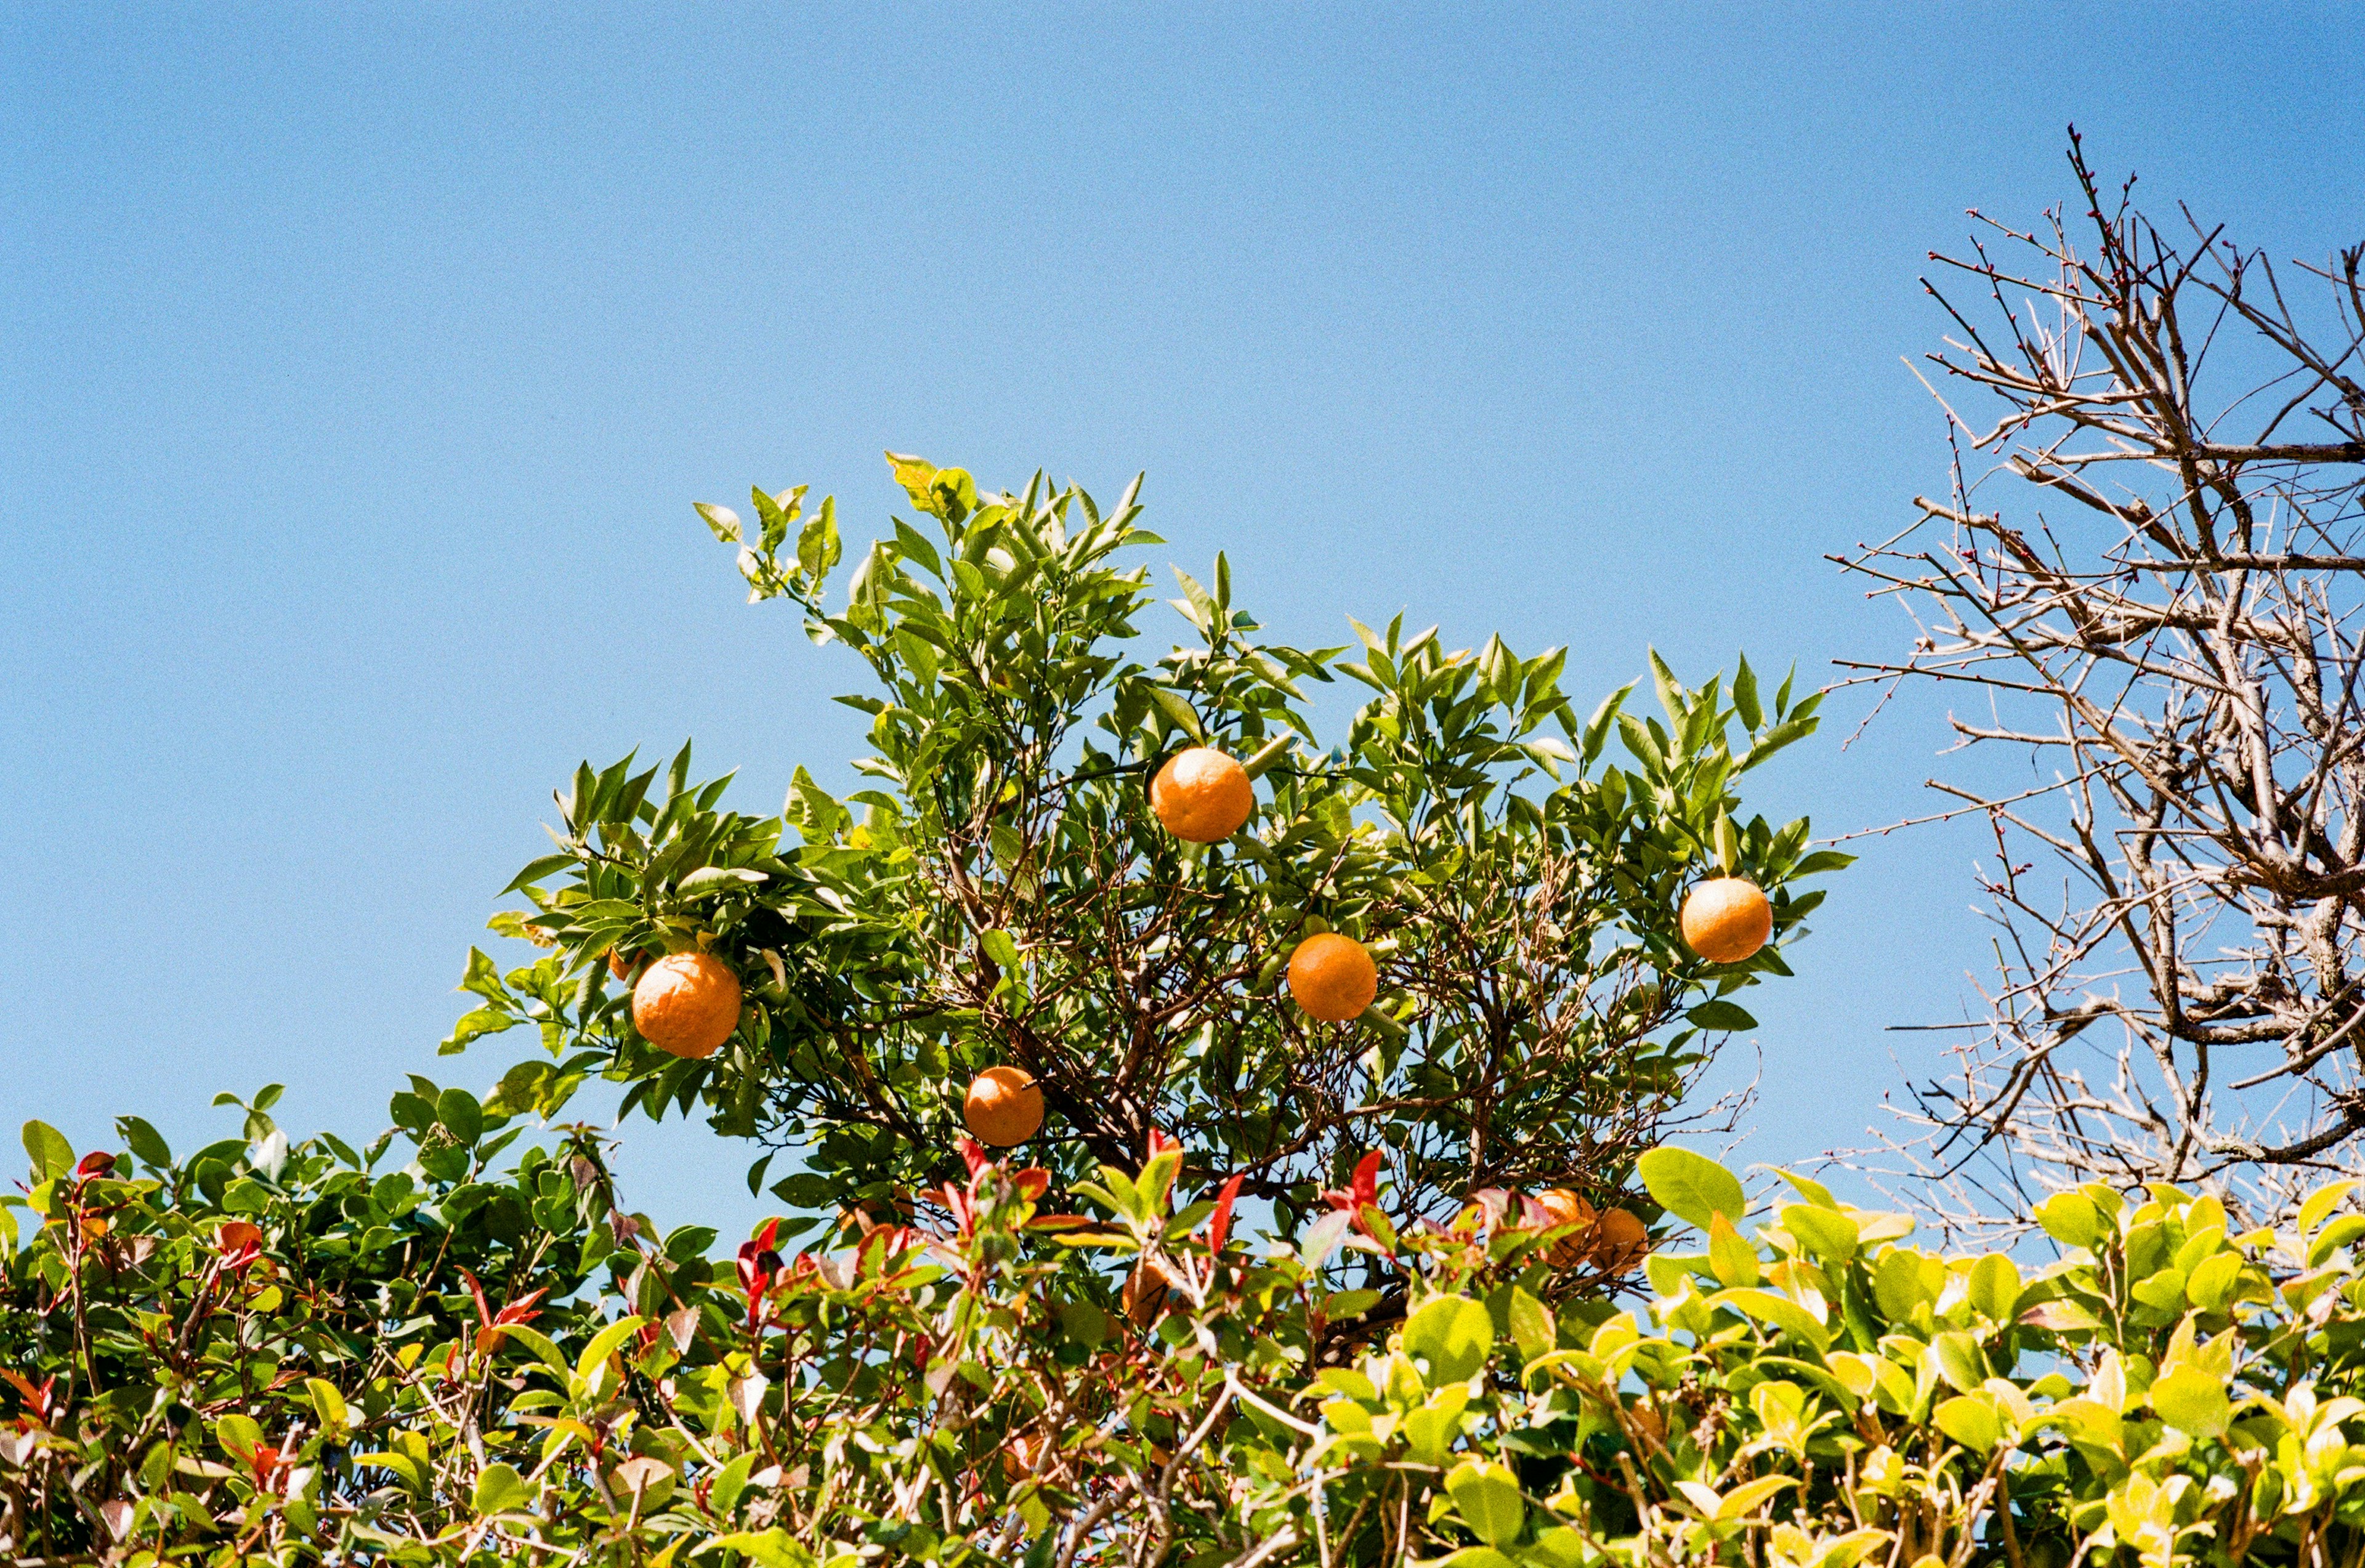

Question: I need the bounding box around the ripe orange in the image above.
[631,952,743,1059]
[1150,747,1254,843]
[1531,1187,1597,1268]
[1588,1208,1649,1274]
[1288,933,1377,1022]
[1680,877,1772,965]
[964,1066,1044,1147]
[607,948,642,983]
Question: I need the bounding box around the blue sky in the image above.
[6,4,2361,1237]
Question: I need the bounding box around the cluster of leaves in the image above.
[460,456,1842,1242]
[22,1077,2365,1567]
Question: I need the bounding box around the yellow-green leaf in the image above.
[1445,1459,1526,1547]
[1934,1394,2003,1452]
[1404,1296,1494,1384]
[2151,1366,2230,1438]
[473,1462,532,1516]
[1638,1145,1747,1231]
[1709,1212,1760,1287]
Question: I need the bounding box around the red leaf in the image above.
[1011,1168,1051,1201]
[458,1267,495,1330]
[959,1138,992,1181]
[216,1221,264,1271]
[1207,1174,1245,1255]
[1349,1150,1383,1210]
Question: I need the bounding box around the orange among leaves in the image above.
[963,1066,1043,1147]
[1680,877,1772,965]
[1123,1259,1174,1326]
[631,952,743,1059]
[1589,1207,1649,1273]
[1530,1187,1597,1268]
[1150,747,1255,843]
[1288,933,1377,1022]
[1003,1431,1048,1483]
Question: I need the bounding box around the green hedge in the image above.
[6,1097,2364,1568]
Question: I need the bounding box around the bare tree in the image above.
[1836,130,2365,1226]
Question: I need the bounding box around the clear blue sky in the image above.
[6,4,2360,1235]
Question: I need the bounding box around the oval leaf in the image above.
[1404,1296,1495,1385]
[1638,1145,1745,1232]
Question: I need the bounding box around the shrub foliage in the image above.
[15,1100,2365,1568]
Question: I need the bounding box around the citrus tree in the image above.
[458,456,1842,1256]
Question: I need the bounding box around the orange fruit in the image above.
[631,952,743,1059]
[1588,1208,1649,1274]
[1531,1187,1597,1268]
[1288,933,1377,1022]
[1002,1431,1047,1482]
[1680,878,1772,964]
[1123,1260,1172,1326]
[607,948,641,983]
[1150,747,1254,843]
[964,1066,1043,1146]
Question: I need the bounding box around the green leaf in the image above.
[1740,713,1817,772]
[1403,1296,1494,1384]
[1445,1459,1526,1548]
[2299,1181,2359,1239]
[215,1413,262,1462]
[1431,1552,1519,1568]
[499,1324,573,1378]
[695,502,742,542]
[118,1115,172,1170]
[1708,1288,1831,1352]
[679,866,767,896]
[1685,1000,1758,1031]
[1928,1330,1985,1394]
[706,1530,817,1568]
[1149,688,1205,742]
[1647,648,1685,727]
[2151,1365,2230,1437]
[20,1121,71,1183]
[502,852,580,895]
[1968,1253,2022,1321]
[710,1450,757,1517]
[1781,1204,1858,1263]
[459,946,507,1003]
[2186,1250,2242,1314]
[435,1088,484,1149]
[575,1315,647,1388]
[1713,1475,1797,1521]
[307,1378,349,1432]
[1708,1212,1760,1287]
[1732,655,1762,730]
[1506,1286,1555,1367]
[1638,1144,1747,1231]
[473,1461,533,1516]
[1933,1394,2002,1453]
[2034,1190,2103,1248]
[981,928,1022,971]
